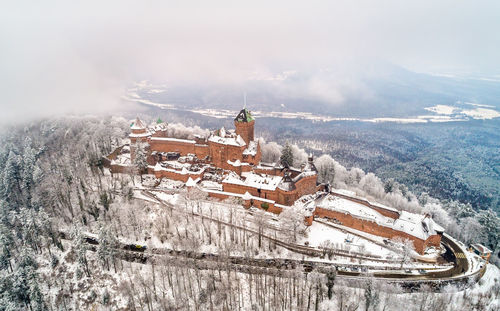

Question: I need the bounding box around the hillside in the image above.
[0,116,499,310]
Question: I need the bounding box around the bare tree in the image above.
[392,237,415,268]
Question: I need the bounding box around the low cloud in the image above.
[1,1,499,122]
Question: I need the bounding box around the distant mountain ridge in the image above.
[130,64,500,119]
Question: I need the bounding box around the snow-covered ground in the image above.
[303,221,398,259]
[137,188,450,271]
[125,89,500,123]
[469,264,500,309]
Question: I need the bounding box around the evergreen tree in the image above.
[21,138,37,207]
[11,249,46,311]
[133,142,149,182]
[71,225,91,278]
[363,278,380,311]
[476,209,500,252]
[2,151,21,208]
[0,224,14,272]
[326,269,336,300]
[97,223,118,271]
[280,142,293,168]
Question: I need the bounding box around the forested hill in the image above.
[0,116,498,309]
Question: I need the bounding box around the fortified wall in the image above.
[107,108,444,254]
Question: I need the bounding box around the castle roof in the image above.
[471,243,492,255]
[234,108,254,123]
[312,193,443,241]
[223,172,282,191]
[278,173,296,191]
[208,134,246,147]
[131,117,146,130]
[243,141,258,156]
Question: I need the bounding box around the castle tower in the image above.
[234,108,255,145]
[131,117,147,135]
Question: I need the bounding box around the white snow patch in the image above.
[461,107,500,119]
[424,105,457,115]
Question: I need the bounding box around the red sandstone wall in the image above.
[295,175,317,198]
[131,128,146,134]
[241,165,252,173]
[424,234,442,249]
[242,143,261,166]
[151,130,167,138]
[255,143,261,164]
[153,169,204,182]
[221,173,317,207]
[110,164,134,174]
[222,183,256,197]
[194,145,209,159]
[208,192,230,200]
[253,167,284,176]
[304,215,313,226]
[276,188,297,206]
[261,189,278,202]
[222,183,279,202]
[107,145,125,161]
[209,142,246,168]
[313,207,440,254]
[234,120,255,145]
[149,140,196,155]
[330,192,400,219]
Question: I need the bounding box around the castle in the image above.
[107,108,444,254]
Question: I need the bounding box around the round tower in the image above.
[131,117,147,135]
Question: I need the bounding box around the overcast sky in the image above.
[1,1,500,121]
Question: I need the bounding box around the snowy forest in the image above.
[0,116,499,310]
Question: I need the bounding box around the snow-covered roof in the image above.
[303,159,317,172]
[309,193,443,241]
[243,141,258,156]
[393,211,443,240]
[278,180,296,191]
[152,123,168,131]
[332,188,356,197]
[367,201,399,213]
[242,191,252,200]
[150,137,196,144]
[292,170,317,182]
[129,132,151,138]
[111,153,131,165]
[242,172,283,191]
[199,180,223,191]
[227,159,250,167]
[471,243,492,254]
[131,118,146,130]
[202,189,274,204]
[221,172,245,186]
[317,195,392,225]
[422,214,444,233]
[153,162,206,175]
[278,174,296,191]
[255,163,277,170]
[330,189,399,213]
[223,172,283,191]
[186,177,200,187]
[208,134,246,147]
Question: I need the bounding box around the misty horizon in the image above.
[2,1,500,122]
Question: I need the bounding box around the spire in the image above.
[131,117,146,129]
[234,108,254,123]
